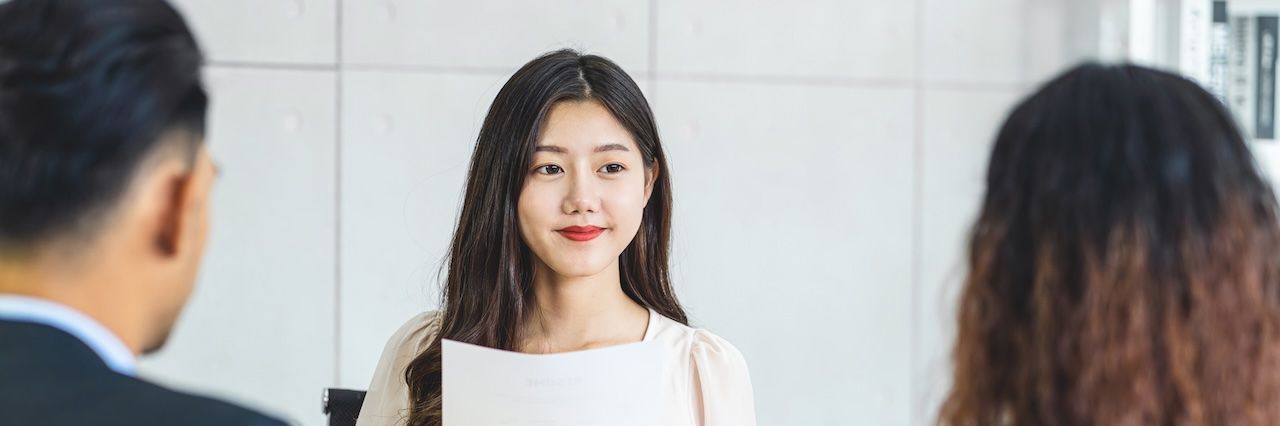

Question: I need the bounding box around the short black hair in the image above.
[0,0,207,248]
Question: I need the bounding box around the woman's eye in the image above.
[599,163,625,174]
[535,165,563,175]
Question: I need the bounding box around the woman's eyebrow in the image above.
[534,145,567,153]
[595,143,630,153]
[533,144,630,153]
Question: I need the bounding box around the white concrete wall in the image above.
[139,1,1082,424]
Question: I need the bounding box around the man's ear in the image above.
[154,164,196,257]
[643,161,659,207]
[150,141,209,258]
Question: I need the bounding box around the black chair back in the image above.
[322,388,367,426]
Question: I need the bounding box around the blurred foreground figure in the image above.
[942,63,1280,425]
[0,1,286,424]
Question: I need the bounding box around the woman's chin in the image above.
[545,258,616,279]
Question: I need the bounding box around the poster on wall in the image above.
[1211,1,1232,101]
[1223,0,1280,142]
[1258,15,1277,139]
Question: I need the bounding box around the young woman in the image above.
[357,50,756,426]
[941,63,1280,425]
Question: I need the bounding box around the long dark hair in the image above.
[941,63,1280,425]
[403,49,687,425]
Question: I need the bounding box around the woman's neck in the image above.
[519,260,650,354]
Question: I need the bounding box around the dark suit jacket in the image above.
[0,319,289,425]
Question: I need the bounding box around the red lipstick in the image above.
[557,225,605,242]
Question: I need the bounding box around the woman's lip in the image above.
[556,226,605,242]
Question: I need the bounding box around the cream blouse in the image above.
[356,309,757,426]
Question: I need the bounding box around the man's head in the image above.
[0,0,212,354]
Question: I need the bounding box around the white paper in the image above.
[442,339,662,426]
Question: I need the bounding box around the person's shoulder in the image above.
[358,311,440,425]
[648,313,757,423]
[402,310,441,336]
[371,310,441,373]
[687,326,750,376]
[382,310,441,356]
[648,313,749,370]
[0,320,288,425]
[114,376,290,426]
[689,328,747,364]
[163,394,288,426]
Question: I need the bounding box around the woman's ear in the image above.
[643,161,659,207]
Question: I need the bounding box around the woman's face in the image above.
[518,100,655,279]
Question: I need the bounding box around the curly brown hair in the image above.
[940,64,1280,425]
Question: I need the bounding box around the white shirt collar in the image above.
[0,294,138,376]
